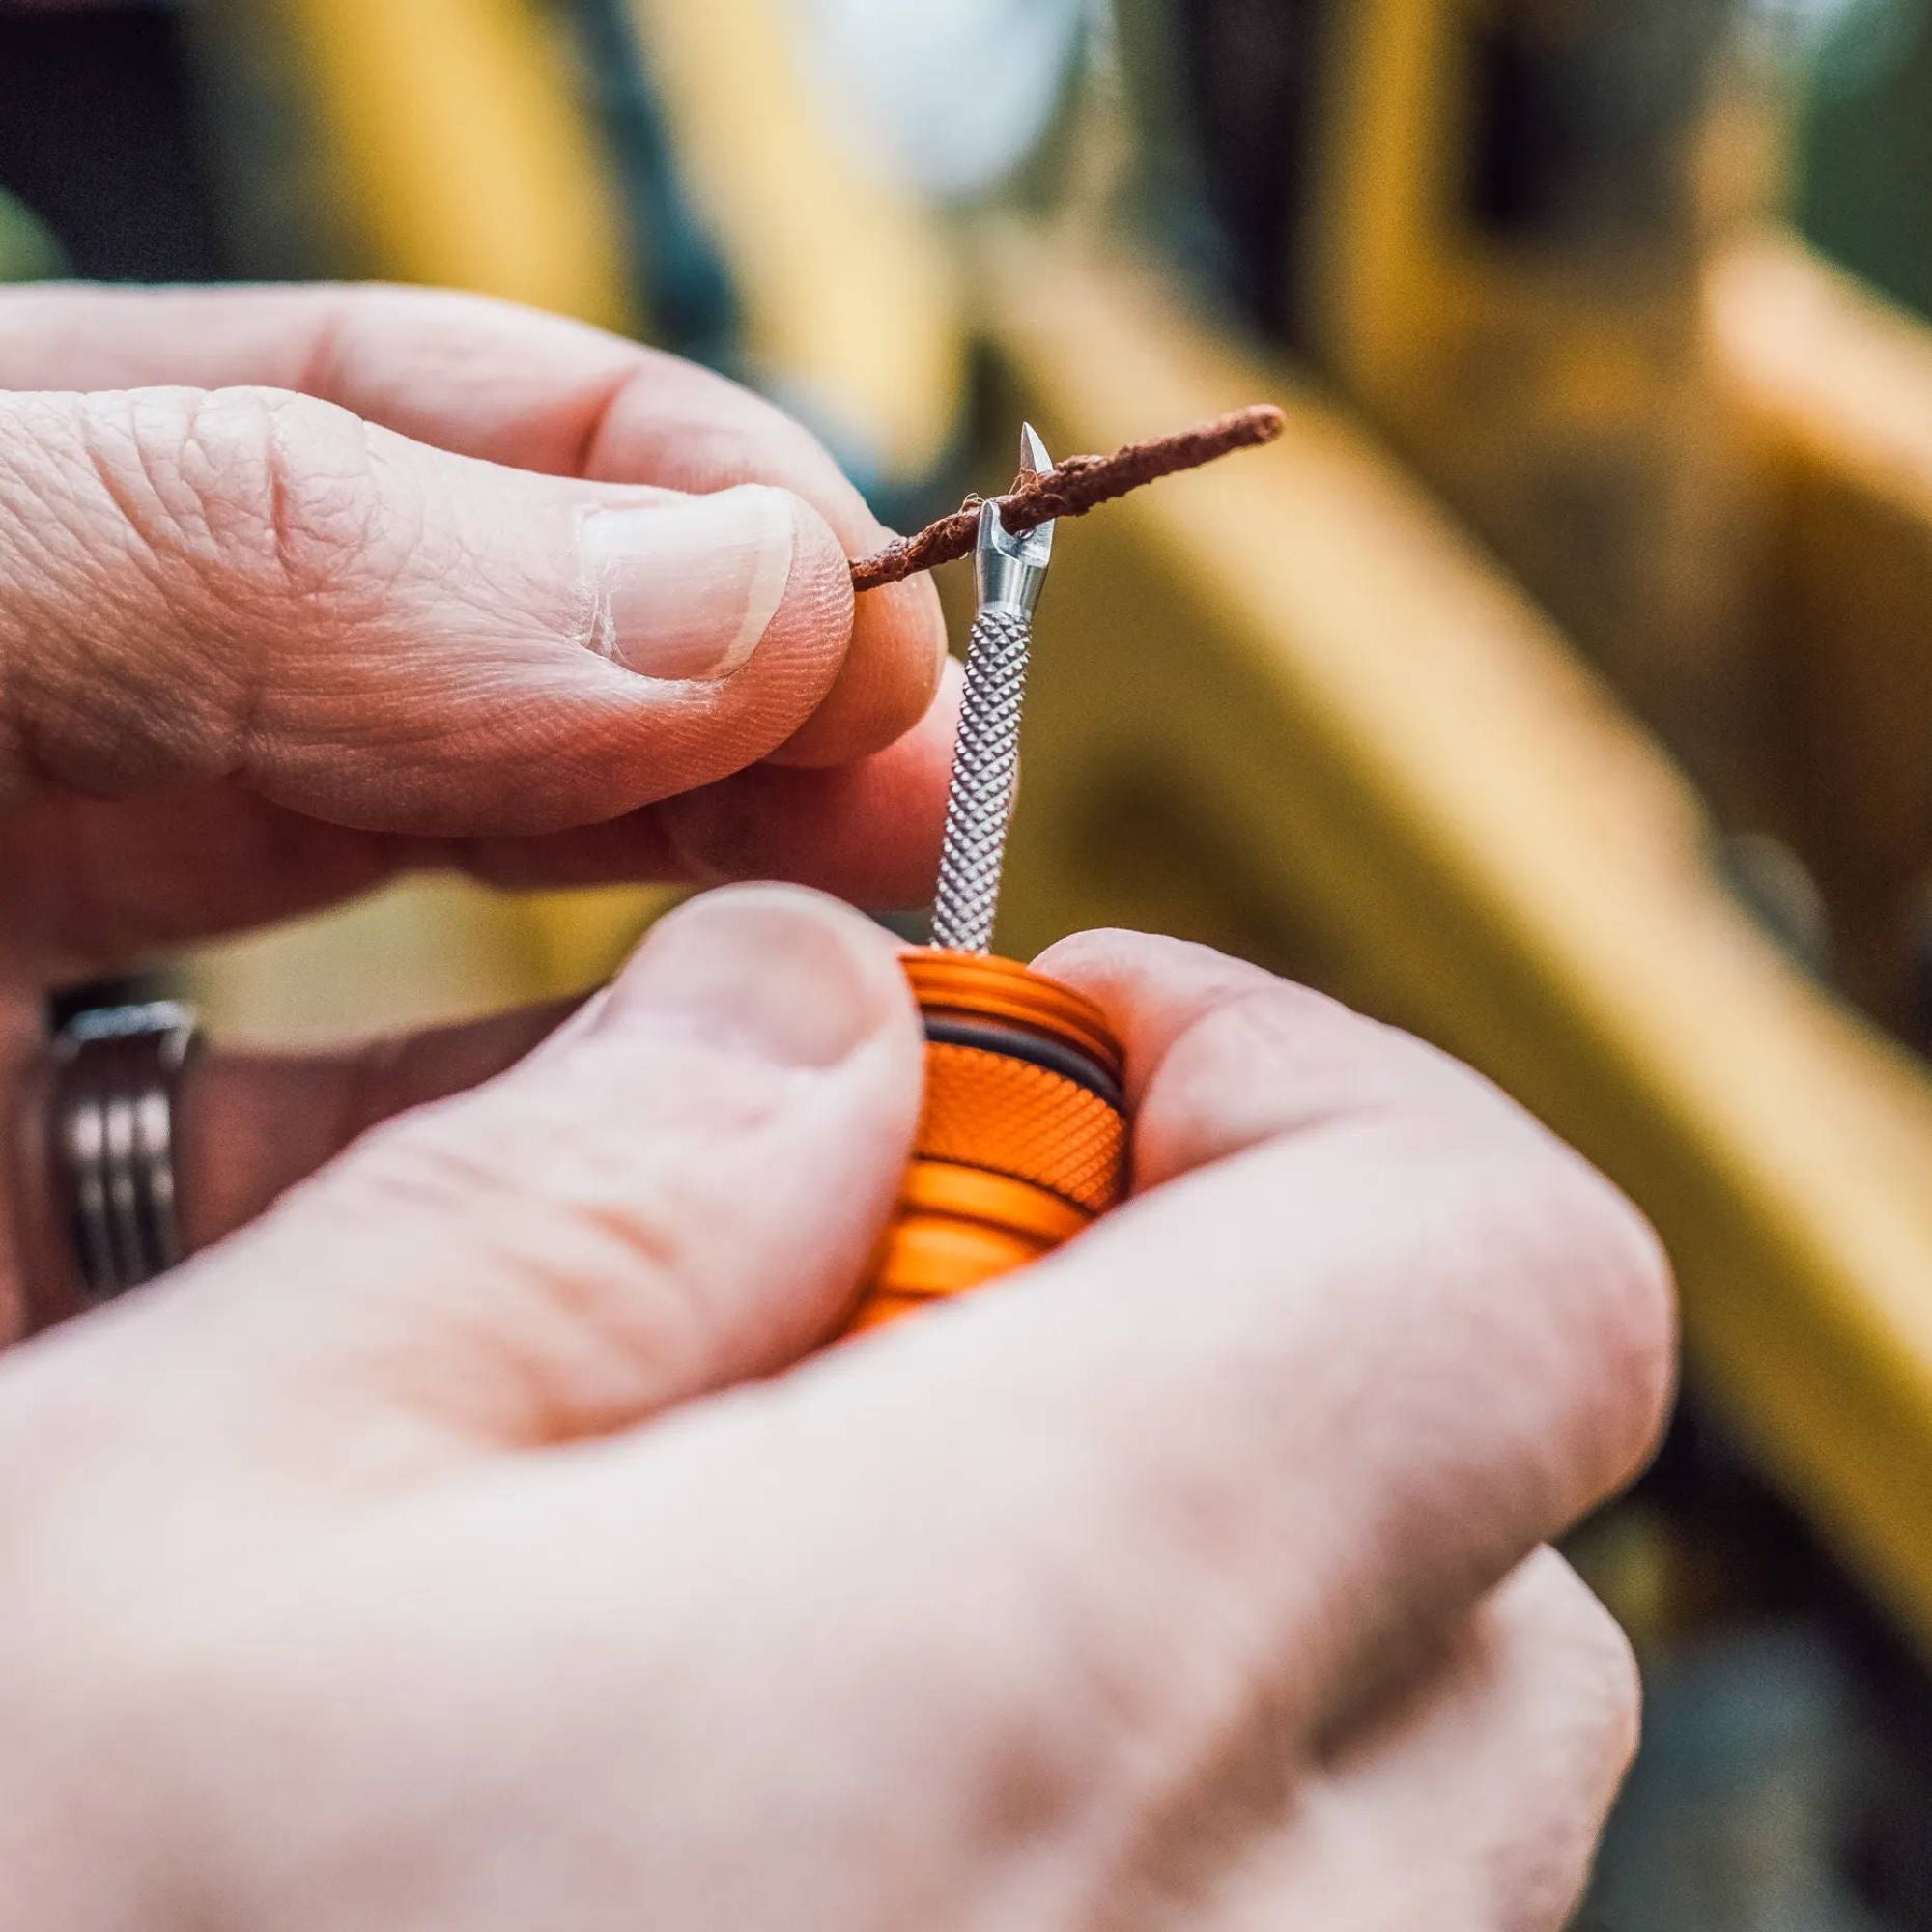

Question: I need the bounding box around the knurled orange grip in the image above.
[846,952,1129,1333]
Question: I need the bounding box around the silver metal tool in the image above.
[929,425,1056,954]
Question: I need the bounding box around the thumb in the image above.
[6,888,922,1487]
[0,386,855,833]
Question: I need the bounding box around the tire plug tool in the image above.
[846,427,1130,1333]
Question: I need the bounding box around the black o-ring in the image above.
[920,1016,1124,1110]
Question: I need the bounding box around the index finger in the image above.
[0,281,944,766]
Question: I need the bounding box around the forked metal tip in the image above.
[974,423,1054,611]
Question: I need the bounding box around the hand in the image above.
[0,281,951,976]
[0,886,1672,1930]
[0,278,949,1336]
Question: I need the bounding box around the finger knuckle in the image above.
[352,1077,696,1278]
[1524,1558,1643,1778]
[1158,981,1425,1148]
[88,386,414,613]
[820,1554,1113,1870]
[1308,1027,1675,1513]
[1145,956,1676,1506]
[191,388,399,605]
[1512,1151,1677,1491]
[1487,1563,1642,1927]
[0,388,421,788]
[332,1067,788,1395]
[1203,974,1563,1152]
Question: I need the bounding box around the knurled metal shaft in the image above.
[929,606,1031,954]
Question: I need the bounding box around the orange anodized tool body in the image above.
[847,951,1129,1332]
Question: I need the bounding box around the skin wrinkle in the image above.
[78,402,266,788]
[1100,1710,1311,1932]
[1131,985,1375,1159]
[259,395,325,596]
[4,621,187,806]
[289,294,356,430]
[0,425,97,803]
[74,394,181,583]
[1311,1563,1557,1788]
[0,419,122,649]
[582,370,843,509]
[1283,1568,1624,1930]
[3,385,843,838]
[824,1298,1258,1853]
[340,1074,821,1445]
[1083,1573,1629,1931]
[159,391,269,582]
[1028,1499,1316,1932]
[321,1067,735,1440]
[503,1190,707,1444]
[0,655,60,802]
[253,400,421,619]
[1310,1353,1548,1724]
[557,359,657,493]
[225,393,348,782]
[52,394,268,789]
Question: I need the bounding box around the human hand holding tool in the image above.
[0,885,1669,1932]
[0,277,952,1010]
[0,276,951,1333]
[0,281,1664,1927]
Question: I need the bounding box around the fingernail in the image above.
[583,486,796,681]
[599,887,888,1067]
